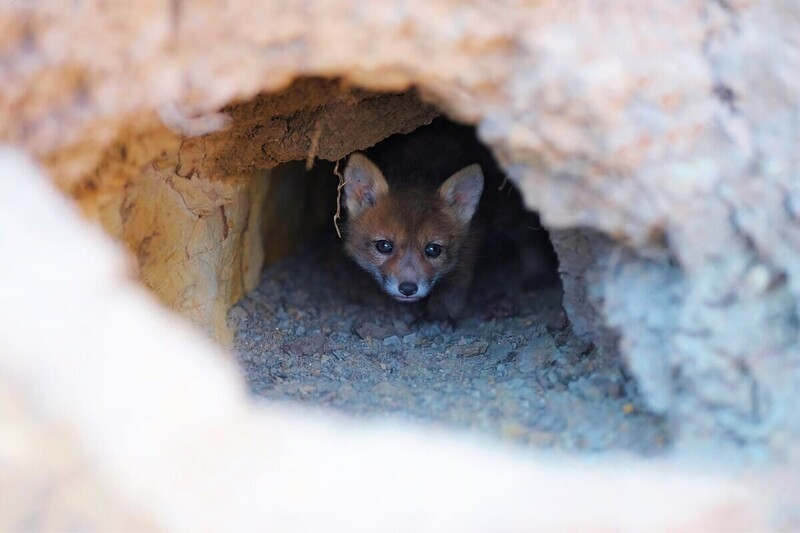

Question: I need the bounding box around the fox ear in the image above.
[343,153,389,217]
[438,164,484,224]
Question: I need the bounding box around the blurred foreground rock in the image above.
[0,147,775,532]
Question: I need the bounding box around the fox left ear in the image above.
[343,153,389,217]
[438,164,484,224]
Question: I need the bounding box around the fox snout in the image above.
[385,277,432,302]
[381,256,437,302]
[398,282,418,296]
[369,245,439,302]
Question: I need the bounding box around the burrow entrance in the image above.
[227,114,669,454]
[70,76,668,454]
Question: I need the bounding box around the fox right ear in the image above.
[343,153,389,217]
[439,164,484,225]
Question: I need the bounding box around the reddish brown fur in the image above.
[345,185,482,320]
[348,191,465,271]
[342,132,486,320]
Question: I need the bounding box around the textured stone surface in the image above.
[0,0,799,451]
[70,118,268,343]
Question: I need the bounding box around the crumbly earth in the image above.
[229,233,669,455]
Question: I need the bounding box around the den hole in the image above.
[229,118,669,454]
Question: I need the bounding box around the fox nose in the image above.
[398,282,418,296]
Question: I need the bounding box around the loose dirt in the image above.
[229,233,669,455]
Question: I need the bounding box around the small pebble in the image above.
[383,335,401,347]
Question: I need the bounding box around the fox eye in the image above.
[375,239,394,254]
[425,243,442,258]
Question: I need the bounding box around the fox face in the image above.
[342,153,484,303]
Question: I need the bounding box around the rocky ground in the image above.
[229,231,669,455]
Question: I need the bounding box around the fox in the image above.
[340,122,489,322]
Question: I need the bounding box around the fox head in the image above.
[341,153,484,302]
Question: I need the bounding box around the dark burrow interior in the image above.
[228,118,669,455]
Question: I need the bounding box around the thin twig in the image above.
[333,159,346,239]
[497,175,509,191]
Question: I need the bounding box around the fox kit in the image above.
[341,119,560,321]
[341,147,485,321]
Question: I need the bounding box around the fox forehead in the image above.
[352,192,463,245]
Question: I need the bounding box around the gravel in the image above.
[229,233,669,455]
